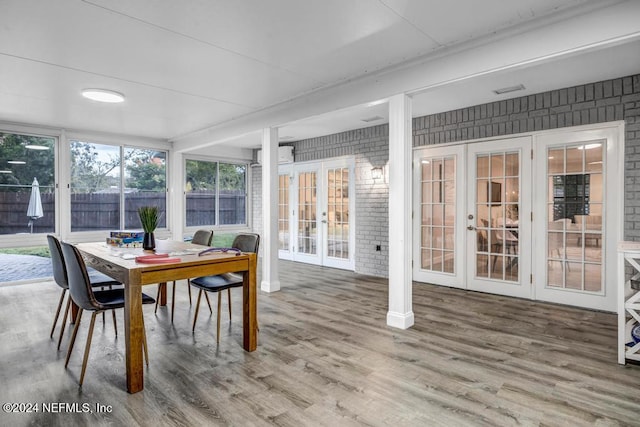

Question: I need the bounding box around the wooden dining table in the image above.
[76,240,258,394]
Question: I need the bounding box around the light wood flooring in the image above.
[1,260,639,426]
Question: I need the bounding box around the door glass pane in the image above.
[586,144,603,172]
[566,147,583,174]
[278,174,290,251]
[491,154,504,178]
[477,254,489,278]
[476,151,519,282]
[548,260,563,287]
[70,141,120,231]
[298,172,317,254]
[505,153,519,176]
[420,156,455,273]
[326,167,349,259]
[548,149,564,174]
[124,148,167,229]
[546,143,603,293]
[477,179,488,205]
[0,131,55,235]
[476,156,489,178]
[422,249,432,270]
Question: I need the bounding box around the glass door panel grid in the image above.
[420,156,455,273]
[475,151,519,282]
[326,168,349,259]
[298,172,317,254]
[546,142,604,293]
[278,174,290,251]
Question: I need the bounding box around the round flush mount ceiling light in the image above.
[25,145,50,150]
[81,88,125,103]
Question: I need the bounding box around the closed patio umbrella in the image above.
[27,177,43,233]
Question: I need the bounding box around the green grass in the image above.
[0,246,50,258]
[212,233,236,247]
[1,235,237,258]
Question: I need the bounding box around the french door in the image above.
[278,158,355,270]
[412,145,466,288]
[532,126,622,311]
[413,124,622,312]
[466,137,532,299]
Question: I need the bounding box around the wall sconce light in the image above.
[371,166,383,180]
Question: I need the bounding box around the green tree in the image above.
[0,133,54,191]
[219,163,246,192]
[126,149,166,191]
[186,159,217,191]
[70,141,120,193]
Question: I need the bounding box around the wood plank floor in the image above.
[1,260,639,426]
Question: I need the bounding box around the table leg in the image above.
[124,283,145,393]
[159,282,167,306]
[243,253,258,351]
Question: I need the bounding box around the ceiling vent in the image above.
[493,84,526,95]
[361,115,384,123]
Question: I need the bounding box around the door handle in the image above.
[467,225,476,231]
[321,220,327,224]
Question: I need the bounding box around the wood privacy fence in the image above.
[0,190,246,234]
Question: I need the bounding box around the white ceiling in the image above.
[0,0,638,152]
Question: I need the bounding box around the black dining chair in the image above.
[190,233,259,343]
[154,229,214,322]
[60,242,155,386]
[47,235,122,350]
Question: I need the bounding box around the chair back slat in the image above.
[47,235,68,290]
[192,230,214,246]
[60,242,99,311]
[232,233,260,253]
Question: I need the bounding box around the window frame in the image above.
[67,135,170,239]
[0,124,60,248]
[183,155,249,231]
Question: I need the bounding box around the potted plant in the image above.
[138,205,160,251]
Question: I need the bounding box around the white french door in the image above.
[278,158,355,270]
[466,137,532,299]
[532,126,622,311]
[412,123,622,312]
[413,145,466,288]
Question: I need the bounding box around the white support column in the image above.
[169,151,184,241]
[57,130,70,240]
[261,127,281,293]
[387,93,414,329]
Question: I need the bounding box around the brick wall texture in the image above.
[252,73,640,277]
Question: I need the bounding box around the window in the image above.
[124,148,167,229]
[185,159,247,227]
[70,140,167,232]
[0,131,55,235]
